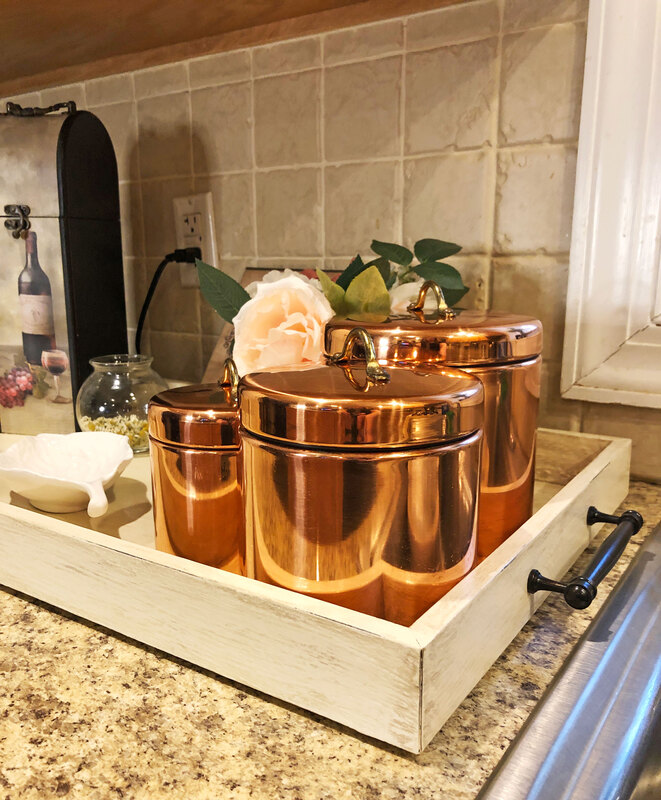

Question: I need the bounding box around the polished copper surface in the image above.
[149,363,245,575]
[240,361,484,448]
[148,381,240,449]
[150,439,245,574]
[469,357,540,560]
[325,309,543,366]
[326,310,542,561]
[243,429,481,626]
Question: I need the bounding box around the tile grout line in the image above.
[320,36,326,261]
[131,71,150,354]
[130,141,579,186]
[398,18,408,244]
[184,59,202,342]
[249,50,260,261]
[487,0,506,310]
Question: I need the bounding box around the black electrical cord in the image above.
[135,247,202,355]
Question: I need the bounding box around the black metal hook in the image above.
[4,204,31,239]
[528,506,643,609]
[4,100,76,117]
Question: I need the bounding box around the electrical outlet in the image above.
[183,212,202,237]
[172,193,218,287]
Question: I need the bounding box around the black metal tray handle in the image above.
[527,506,643,609]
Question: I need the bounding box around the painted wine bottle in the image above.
[18,230,56,365]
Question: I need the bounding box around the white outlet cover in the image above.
[172,192,218,287]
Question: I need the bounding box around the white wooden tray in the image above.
[0,429,630,753]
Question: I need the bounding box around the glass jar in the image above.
[76,354,169,453]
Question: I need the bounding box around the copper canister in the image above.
[325,283,542,562]
[148,360,245,575]
[240,328,484,626]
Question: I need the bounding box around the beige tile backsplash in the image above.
[193,174,255,258]
[254,71,321,166]
[137,92,191,179]
[24,1,661,473]
[253,37,321,77]
[256,168,322,256]
[325,56,402,160]
[191,83,252,173]
[499,23,586,145]
[324,20,403,65]
[405,38,497,153]
[495,145,577,253]
[325,161,399,255]
[403,151,495,251]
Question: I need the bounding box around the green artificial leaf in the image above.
[364,256,393,287]
[336,254,368,291]
[196,259,250,323]
[316,268,346,315]
[344,265,391,322]
[414,238,462,262]
[413,261,467,290]
[440,285,470,307]
[371,240,413,267]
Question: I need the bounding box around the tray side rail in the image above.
[0,509,423,752]
[417,436,631,750]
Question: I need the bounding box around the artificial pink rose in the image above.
[232,274,333,375]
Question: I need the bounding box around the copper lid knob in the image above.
[325,280,542,367]
[240,328,483,449]
[148,358,241,449]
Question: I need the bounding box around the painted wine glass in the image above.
[41,349,70,404]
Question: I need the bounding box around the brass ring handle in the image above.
[328,327,390,384]
[218,357,240,401]
[407,280,457,321]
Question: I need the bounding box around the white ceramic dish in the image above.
[0,432,133,517]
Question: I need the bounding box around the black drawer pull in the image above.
[527,506,643,609]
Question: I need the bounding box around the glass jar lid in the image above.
[325,282,543,367]
[148,360,240,449]
[240,328,483,449]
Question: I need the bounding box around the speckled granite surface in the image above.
[1,480,659,800]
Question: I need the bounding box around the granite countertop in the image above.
[0,479,659,800]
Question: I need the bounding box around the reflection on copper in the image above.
[468,359,540,561]
[151,440,245,575]
[325,313,542,562]
[149,370,245,576]
[240,362,484,449]
[243,430,481,626]
[325,311,543,367]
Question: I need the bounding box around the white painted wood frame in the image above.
[0,430,631,753]
[561,0,661,407]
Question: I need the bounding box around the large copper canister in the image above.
[325,283,542,562]
[240,328,484,626]
[148,360,245,575]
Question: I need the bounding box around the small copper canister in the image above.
[325,283,542,563]
[148,361,245,575]
[240,328,484,626]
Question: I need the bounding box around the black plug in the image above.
[135,247,203,354]
[170,246,202,264]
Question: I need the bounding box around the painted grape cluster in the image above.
[0,366,36,408]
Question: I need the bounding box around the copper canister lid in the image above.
[240,329,483,449]
[325,284,542,366]
[148,361,240,449]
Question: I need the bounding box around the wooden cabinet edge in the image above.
[0,0,467,97]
